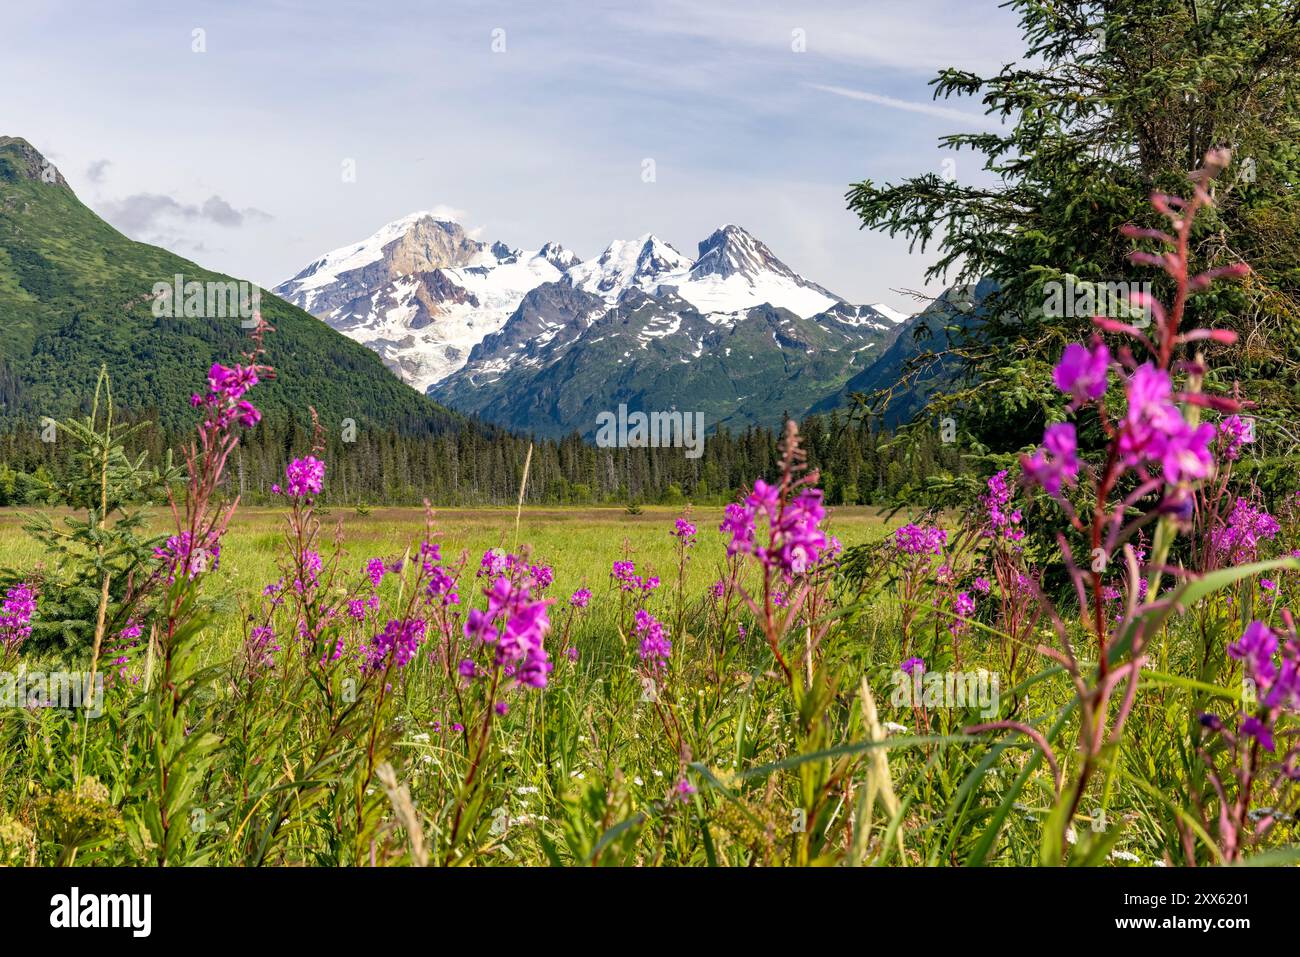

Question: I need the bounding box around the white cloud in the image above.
[807,84,1004,128]
[609,0,1023,74]
[99,192,272,236]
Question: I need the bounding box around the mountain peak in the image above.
[691,224,797,283]
[0,136,70,189]
[281,211,481,293]
[537,241,580,269]
[566,233,692,299]
[490,240,521,263]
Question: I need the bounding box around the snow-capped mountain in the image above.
[428,284,908,439]
[565,234,693,300]
[277,212,914,432]
[561,225,843,319]
[274,213,579,390]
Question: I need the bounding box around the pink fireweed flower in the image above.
[719,502,756,556]
[1229,620,1278,692]
[465,578,554,689]
[0,583,36,652]
[418,541,442,572]
[816,534,844,571]
[720,480,827,580]
[951,591,976,635]
[478,548,508,579]
[709,579,725,600]
[1211,497,1280,564]
[317,632,345,666]
[894,523,946,557]
[283,456,325,498]
[748,478,780,512]
[635,609,671,673]
[1259,579,1277,604]
[1240,715,1276,753]
[611,560,638,589]
[1119,364,1177,462]
[900,656,925,676]
[528,563,554,591]
[365,557,386,589]
[464,607,497,644]
[246,625,279,669]
[1023,423,1079,498]
[1266,659,1300,712]
[235,401,261,428]
[425,566,459,606]
[673,518,697,547]
[569,587,591,609]
[292,550,323,593]
[207,362,259,401]
[611,560,658,595]
[673,778,696,802]
[1118,364,1216,484]
[364,618,427,673]
[1012,571,1040,601]
[101,620,144,687]
[497,601,552,686]
[1053,340,1110,407]
[1218,415,1254,461]
[981,470,1025,543]
[774,490,827,577]
[193,362,263,432]
[973,577,991,594]
[154,531,221,581]
[1160,421,1216,485]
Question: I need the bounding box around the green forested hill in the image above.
[0,136,458,435]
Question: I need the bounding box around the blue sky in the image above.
[2,0,1024,310]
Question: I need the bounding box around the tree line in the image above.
[0,407,965,509]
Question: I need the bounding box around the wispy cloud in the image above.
[85,158,111,183]
[100,192,272,236]
[609,0,1023,75]
[808,84,1001,128]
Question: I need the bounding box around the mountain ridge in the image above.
[278,210,917,437]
